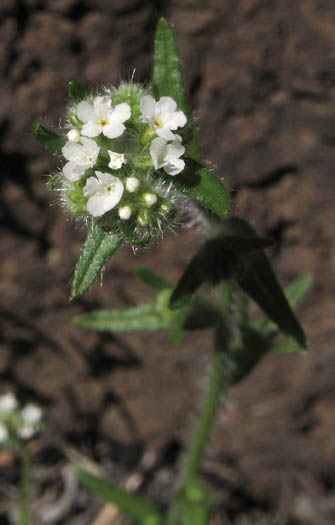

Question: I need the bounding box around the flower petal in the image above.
[63,161,85,182]
[112,103,131,123]
[83,176,102,197]
[165,110,187,130]
[81,122,102,137]
[155,127,176,140]
[103,122,125,139]
[164,158,185,176]
[140,95,156,118]
[77,101,96,123]
[156,96,177,115]
[150,137,167,169]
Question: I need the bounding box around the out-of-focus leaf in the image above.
[71,225,122,299]
[270,337,303,353]
[67,79,90,102]
[74,303,168,333]
[152,17,192,119]
[73,465,162,525]
[32,120,66,155]
[218,218,307,349]
[168,160,230,218]
[252,274,312,335]
[136,267,171,291]
[183,297,220,331]
[169,234,272,309]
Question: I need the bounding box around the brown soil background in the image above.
[0,1,334,523]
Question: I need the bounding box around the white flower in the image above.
[125,177,140,192]
[108,151,127,170]
[0,392,18,413]
[62,137,100,182]
[118,205,132,220]
[150,136,185,175]
[0,422,8,443]
[140,95,187,140]
[77,96,131,139]
[21,404,42,425]
[84,171,124,217]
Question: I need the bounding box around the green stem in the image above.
[166,283,233,525]
[19,445,32,525]
[182,348,226,485]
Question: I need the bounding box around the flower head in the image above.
[77,96,131,139]
[150,135,185,175]
[84,171,124,217]
[140,95,187,140]
[62,137,100,182]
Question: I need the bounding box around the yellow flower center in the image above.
[98,117,110,126]
[153,118,164,128]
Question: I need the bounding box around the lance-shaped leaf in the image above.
[67,79,90,102]
[166,160,230,218]
[220,218,307,348]
[74,303,168,333]
[136,267,171,292]
[73,465,162,525]
[169,235,273,309]
[251,274,312,335]
[152,17,192,120]
[33,120,66,155]
[71,224,122,299]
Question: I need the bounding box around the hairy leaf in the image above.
[71,225,122,299]
[74,303,168,332]
[152,17,192,119]
[67,79,90,102]
[169,161,230,218]
[32,120,66,155]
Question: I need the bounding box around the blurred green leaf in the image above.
[270,337,304,353]
[67,79,90,102]
[74,303,168,332]
[71,224,122,299]
[252,274,312,335]
[73,465,162,525]
[152,17,192,120]
[32,120,66,155]
[136,267,171,291]
[169,234,272,309]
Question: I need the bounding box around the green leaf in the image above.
[71,225,122,299]
[270,337,303,353]
[223,218,307,348]
[252,274,312,335]
[67,79,90,102]
[152,18,192,120]
[167,160,230,218]
[136,267,171,291]
[32,120,66,155]
[74,303,168,332]
[184,297,220,331]
[169,234,273,309]
[73,465,162,525]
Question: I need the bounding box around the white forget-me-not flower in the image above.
[77,96,131,139]
[62,137,100,182]
[150,135,185,175]
[83,171,124,217]
[140,95,187,140]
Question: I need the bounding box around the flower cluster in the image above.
[0,392,43,445]
[48,82,189,245]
